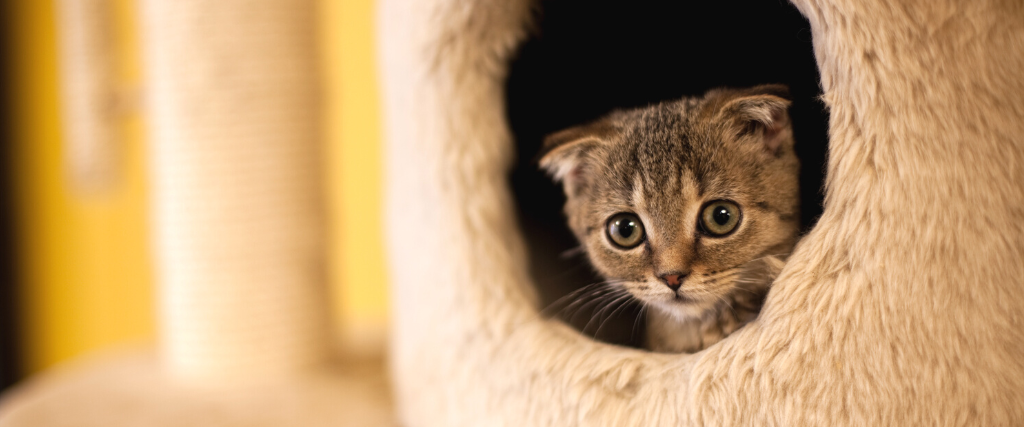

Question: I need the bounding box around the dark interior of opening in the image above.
[507,0,828,348]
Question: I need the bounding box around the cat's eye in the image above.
[699,200,741,236]
[606,213,645,249]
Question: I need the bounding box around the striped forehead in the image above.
[603,150,701,242]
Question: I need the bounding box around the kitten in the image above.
[539,85,801,353]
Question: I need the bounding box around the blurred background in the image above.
[0,0,388,393]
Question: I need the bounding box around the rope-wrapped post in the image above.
[140,0,330,384]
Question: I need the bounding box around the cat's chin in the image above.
[646,294,721,322]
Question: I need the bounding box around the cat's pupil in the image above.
[712,207,731,225]
[617,220,635,237]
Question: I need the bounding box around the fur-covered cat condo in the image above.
[380,0,1024,425]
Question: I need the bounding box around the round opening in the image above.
[507,0,827,347]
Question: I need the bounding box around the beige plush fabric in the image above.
[380,0,1024,425]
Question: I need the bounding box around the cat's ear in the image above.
[537,120,614,195]
[717,84,793,155]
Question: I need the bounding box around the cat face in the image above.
[540,85,801,321]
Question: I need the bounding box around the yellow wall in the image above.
[9,0,154,373]
[9,0,388,373]
[321,0,390,353]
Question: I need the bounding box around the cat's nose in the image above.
[658,272,687,292]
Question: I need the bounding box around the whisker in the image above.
[594,296,639,338]
[581,291,631,334]
[631,305,648,343]
[554,281,619,307]
[560,246,586,259]
[727,286,762,295]
[542,280,619,316]
[560,286,624,325]
[545,281,606,308]
[713,293,738,317]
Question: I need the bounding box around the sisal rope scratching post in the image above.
[141,0,330,384]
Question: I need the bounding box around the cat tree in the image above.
[380,0,1024,425]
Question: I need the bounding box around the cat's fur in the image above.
[539,85,800,352]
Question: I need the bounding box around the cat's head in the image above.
[539,85,801,321]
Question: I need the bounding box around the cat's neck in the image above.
[646,286,766,353]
